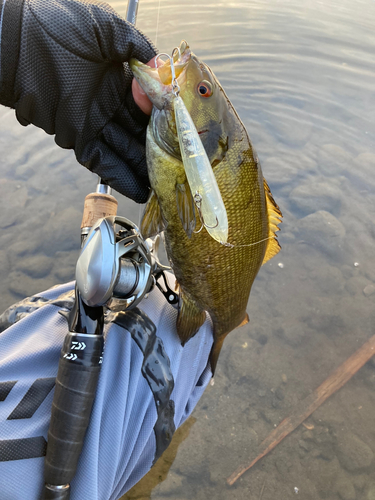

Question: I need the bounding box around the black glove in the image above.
[0,0,156,202]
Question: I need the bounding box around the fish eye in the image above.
[197,80,213,97]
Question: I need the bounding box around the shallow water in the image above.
[1,0,375,498]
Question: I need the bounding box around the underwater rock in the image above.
[276,324,309,347]
[306,457,342,497]
[341,264,357,279]
[42,207,81,255]
[336,431,374,472]
[248,408,258,421]
[260,408,279,425]
[318,144,352,176]
[262,156,300,186]
[270,115,313,148]
[53,251,77,283]
[352,475,367,491]
[289,181,342,216]
[334,474,356,500]
[366,483,375,500]
[18,255,54,279]
[298,210,345,258]
[0,251,9,278]
[308,265,344,296]
[0,180,28,228]
[363,284,375,297]
[279,231,296,243]
[302,430,314,441]
[365,266,375,283]
[275,457,293,476]
[299,439,313,452]
[345,276,373,296]
[312,427,336,461]
[7,271,55,298]
[15,163,36,180]
[298,210,345,239]
[353,152,375,188]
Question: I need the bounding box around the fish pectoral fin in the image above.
[262,178,283,265]
[176,182,196,239]
[140,189,165,239]
[177,291,206,345]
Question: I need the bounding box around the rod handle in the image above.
[80,193,118,230]
[43,333,103,487]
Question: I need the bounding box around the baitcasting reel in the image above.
[76,215,179,311]
[76,216,155,311]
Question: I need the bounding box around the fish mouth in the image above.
[198,129,209,135]
[130,41,191,110]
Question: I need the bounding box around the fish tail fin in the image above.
[209,336,226,376]
[177,291,206,345]
[209,313,249,374]
[262,179,282,264]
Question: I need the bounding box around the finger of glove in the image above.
[100,121,149,181]
[90,3,157,63]
[80,139,149,203]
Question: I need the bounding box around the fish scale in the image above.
[130,41,281,372]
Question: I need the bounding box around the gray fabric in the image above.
[0,279,213,499]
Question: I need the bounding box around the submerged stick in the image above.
[227,334,375,485]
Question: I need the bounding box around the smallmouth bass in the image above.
[131,41,282,372]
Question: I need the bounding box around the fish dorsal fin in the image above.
[140,189,165,239]
[262,179,282,265]
[176,182,196,239]
[177,290,206,345]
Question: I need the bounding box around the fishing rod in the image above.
[41,1,158,498]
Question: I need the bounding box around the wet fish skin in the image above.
[130,42,281,372]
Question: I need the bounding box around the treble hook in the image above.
[171,46,181,62]
[154,48,181,96]
[154,52,170,68]
[193,192,219,234]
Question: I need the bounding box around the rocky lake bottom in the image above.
[1,0,375,497]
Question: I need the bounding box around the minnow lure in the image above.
[156,50,228,244]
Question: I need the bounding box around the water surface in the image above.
[1,0,375,498]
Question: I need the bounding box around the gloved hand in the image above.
[0,0,157,202]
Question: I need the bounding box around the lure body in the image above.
[174,94,228,243]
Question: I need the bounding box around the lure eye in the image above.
[197,81,213,97]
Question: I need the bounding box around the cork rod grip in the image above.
[80,193,118,229]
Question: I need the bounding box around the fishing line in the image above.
[155,0,161,46]
[222,235,275,249]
